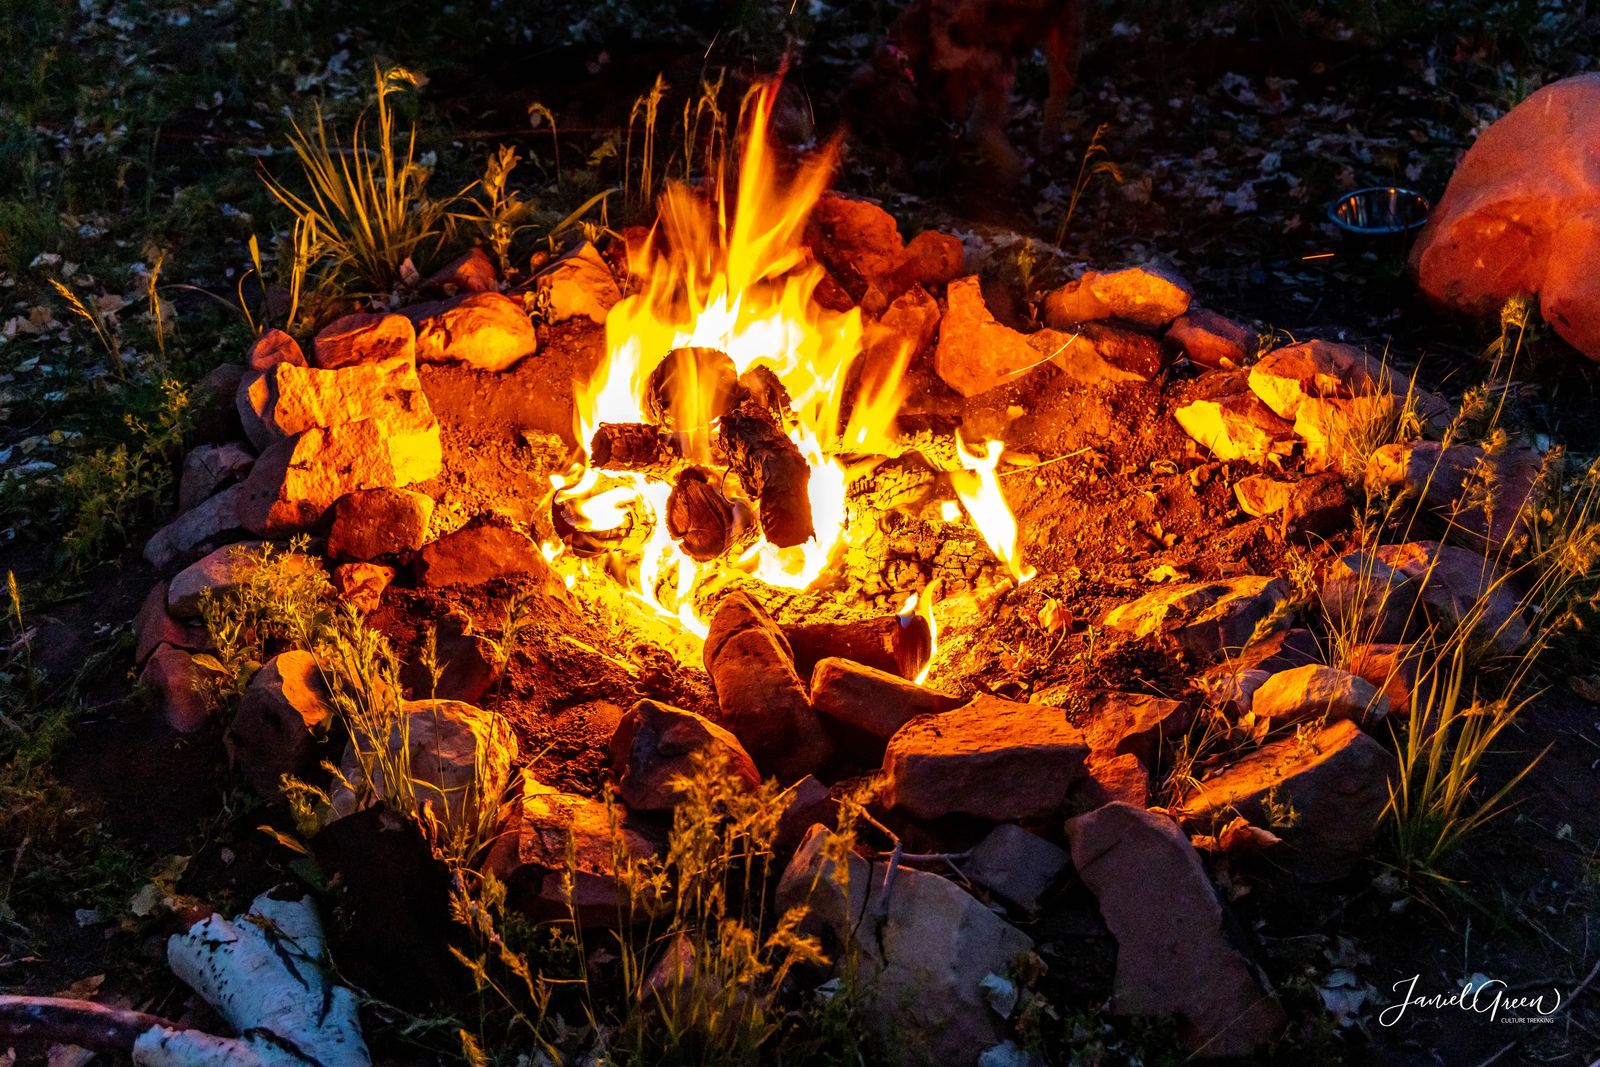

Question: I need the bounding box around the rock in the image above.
[404,291,538,372]
[936,275,1071,397]
[898,229,966,290]
[1072,752,1151,810]
[485,772,662,925]
[1066,803,1285,1055]
[1039,276,1112,327]
[774,775,836,854]
[1173,380,1294,464]
[246,328,307,371]
[237,416,443,536]
[535,242,621,325]
[333,699,517,838]
[806,193,905,302]
[1073,320,1166,381]
[1082,690,1193,768]
[134,580,207,665]
[1176,718,1396,881]
[237,352,436,447]
[1168,308,1254,369]
[1248,340,1381,420]
[1249,664,1385,728]
[140,645,226,733]
[963,823,1070,908]
[777,825,1034,1065]
[1197,629,1321,714]
[412,514,561,591]
[862,284,940,370]
[1280,470,1351,541]
[1086,262,1193,328]
[421,248,498,294]
[1294,394,1395,471]
[330,562,394,614]
[810,657,960,761]
[1234,474,1294,517]
[226,650,333,793]
[178,441,255,512]
[606,699,760,811]
[1102,576,1291,661]
[311,312,417,370]
[1366,441,1543,549]
[326,486,435,561]
[400,611,502,704]
[1347,643,1417,718]
[1321,540,1530,655]
[142,484,248,571]
[191,363,246,443]
[703,592,833,783]
[1197,666,1271,717]
[1409,73,1600,362]
[882,694,1090,821]
[167,541,325,618]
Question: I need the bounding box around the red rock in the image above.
[1366,441,1543,550]
[167,541,325,618]
[326,486,434,561]
[1280,470,1351,541]
[810,657,961,759]
[412,514,562,592]
[225,650,333,793]
[1248,340,1381,420]
[1233,473,1293,517]
[1294,394,1396,471]
[1249,664,1385,728]
[606,699,760,811]
[774,774,836,854]
[860,284,939,373]
[1066,803,1286,1055]
[140,645,226,733]
[1072,752,1151,811]
[882,694,1090,821]
[404,291,538,372]
[1347,643,1417,718]
[178,441,255,512]
[1409,74,1600,362]
[1168,308,1254,369]
[534,242,621,325]
[1102,576,1290,661]
[1176,718,1396,881]
[1174,375,1294,464]
[899,229,965,289]
[1083,690,1193,767]
[246,328,307,371]
[311,312,416,369]
[703,592,832,783]
[806,193,905,302]
[1040,276,1113,327]
[1086,261,1193,327]
[962,823,1070,908]
[236,352,435,448]
[134,580,207,666]
[330,562,394,614]
[399,611,502,704]
[421,248,498,294]
[1075,320,1166,380]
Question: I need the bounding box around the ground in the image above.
[2,1,1599,1064]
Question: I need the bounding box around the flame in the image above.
[952,434,1035,584]
[897,586,940,685]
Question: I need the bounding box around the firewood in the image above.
[589,422,677,469]
[736,365,793,419]
[717,401,814,548]
[785,613,934,681]
[645,347,739,429]
[666,467,745,561]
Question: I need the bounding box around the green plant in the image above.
[196,536,336,697]
[453,145,532,280]
[260,64,462,297]
[626,73,670,212]
[1053,123,1124,249]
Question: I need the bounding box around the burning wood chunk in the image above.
[666,467,741,561]
[784,613,933,681]
[645,347,739,429]
[734,364,793,419]
[589,421,677,469]
[703,592,832,782]
[717,401,814,548]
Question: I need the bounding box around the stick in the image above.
[0,997,173,1055]
[718,401,814,548]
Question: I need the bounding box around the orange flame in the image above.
[952,434,1035,584]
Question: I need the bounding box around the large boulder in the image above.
[1102,576,1290,661]
[226,650,333,793]
[606,699,760,811]
[778,825,1034,1065]
[403,291,538,372]
[1176,718,1396,881]
[235,353,435,448]
[881,694,1089,821]
[1409,74,1600,362]
[1066,803,1285,1055]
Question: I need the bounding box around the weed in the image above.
[196,536,336,697]
[452,145,533,281]
[1053,123,1124,249]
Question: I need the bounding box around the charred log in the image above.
[666,467,745,561]
[645,347,739,429]
[590,422,677,470]
[717,402,814,548]
[785,613,933,681]
[735,365,793,421]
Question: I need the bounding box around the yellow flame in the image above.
[897,586,940,685]
[952,434,1035,584]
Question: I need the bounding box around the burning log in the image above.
[704,591,832,782]
[736,365,793,419]
[666,467,745,561]
[785,612,933,681]
[589,422,677,469]
[717,400,814,548]
[645,347,739,429]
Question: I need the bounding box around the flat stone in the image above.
[1082,690,1193,767]
[1248,340,1381,420]
[1039,276,1112,327]
[963,823,1070,908]
[1066,803,1285,1055]
[412,514,562,592]
[166,541,325,618]
[882,694,1090,821]
[326,486,434,561]
[1366,441,1543,550]
[1072,752,1151,811]
[404,291,538,372]
[226,650,333,793]
[311,311,416,369]
[178,441,255,512]
[143,484,248,571]
[1102,576,1291,661]
[1249,663,1385,728]
[1174,385,1293,464]
[1176,718,1396,881]
[810,656,961,761]
[606,699,760,811]
[236,352,436,448]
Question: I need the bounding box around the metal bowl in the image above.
[1327,187,1432,235]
